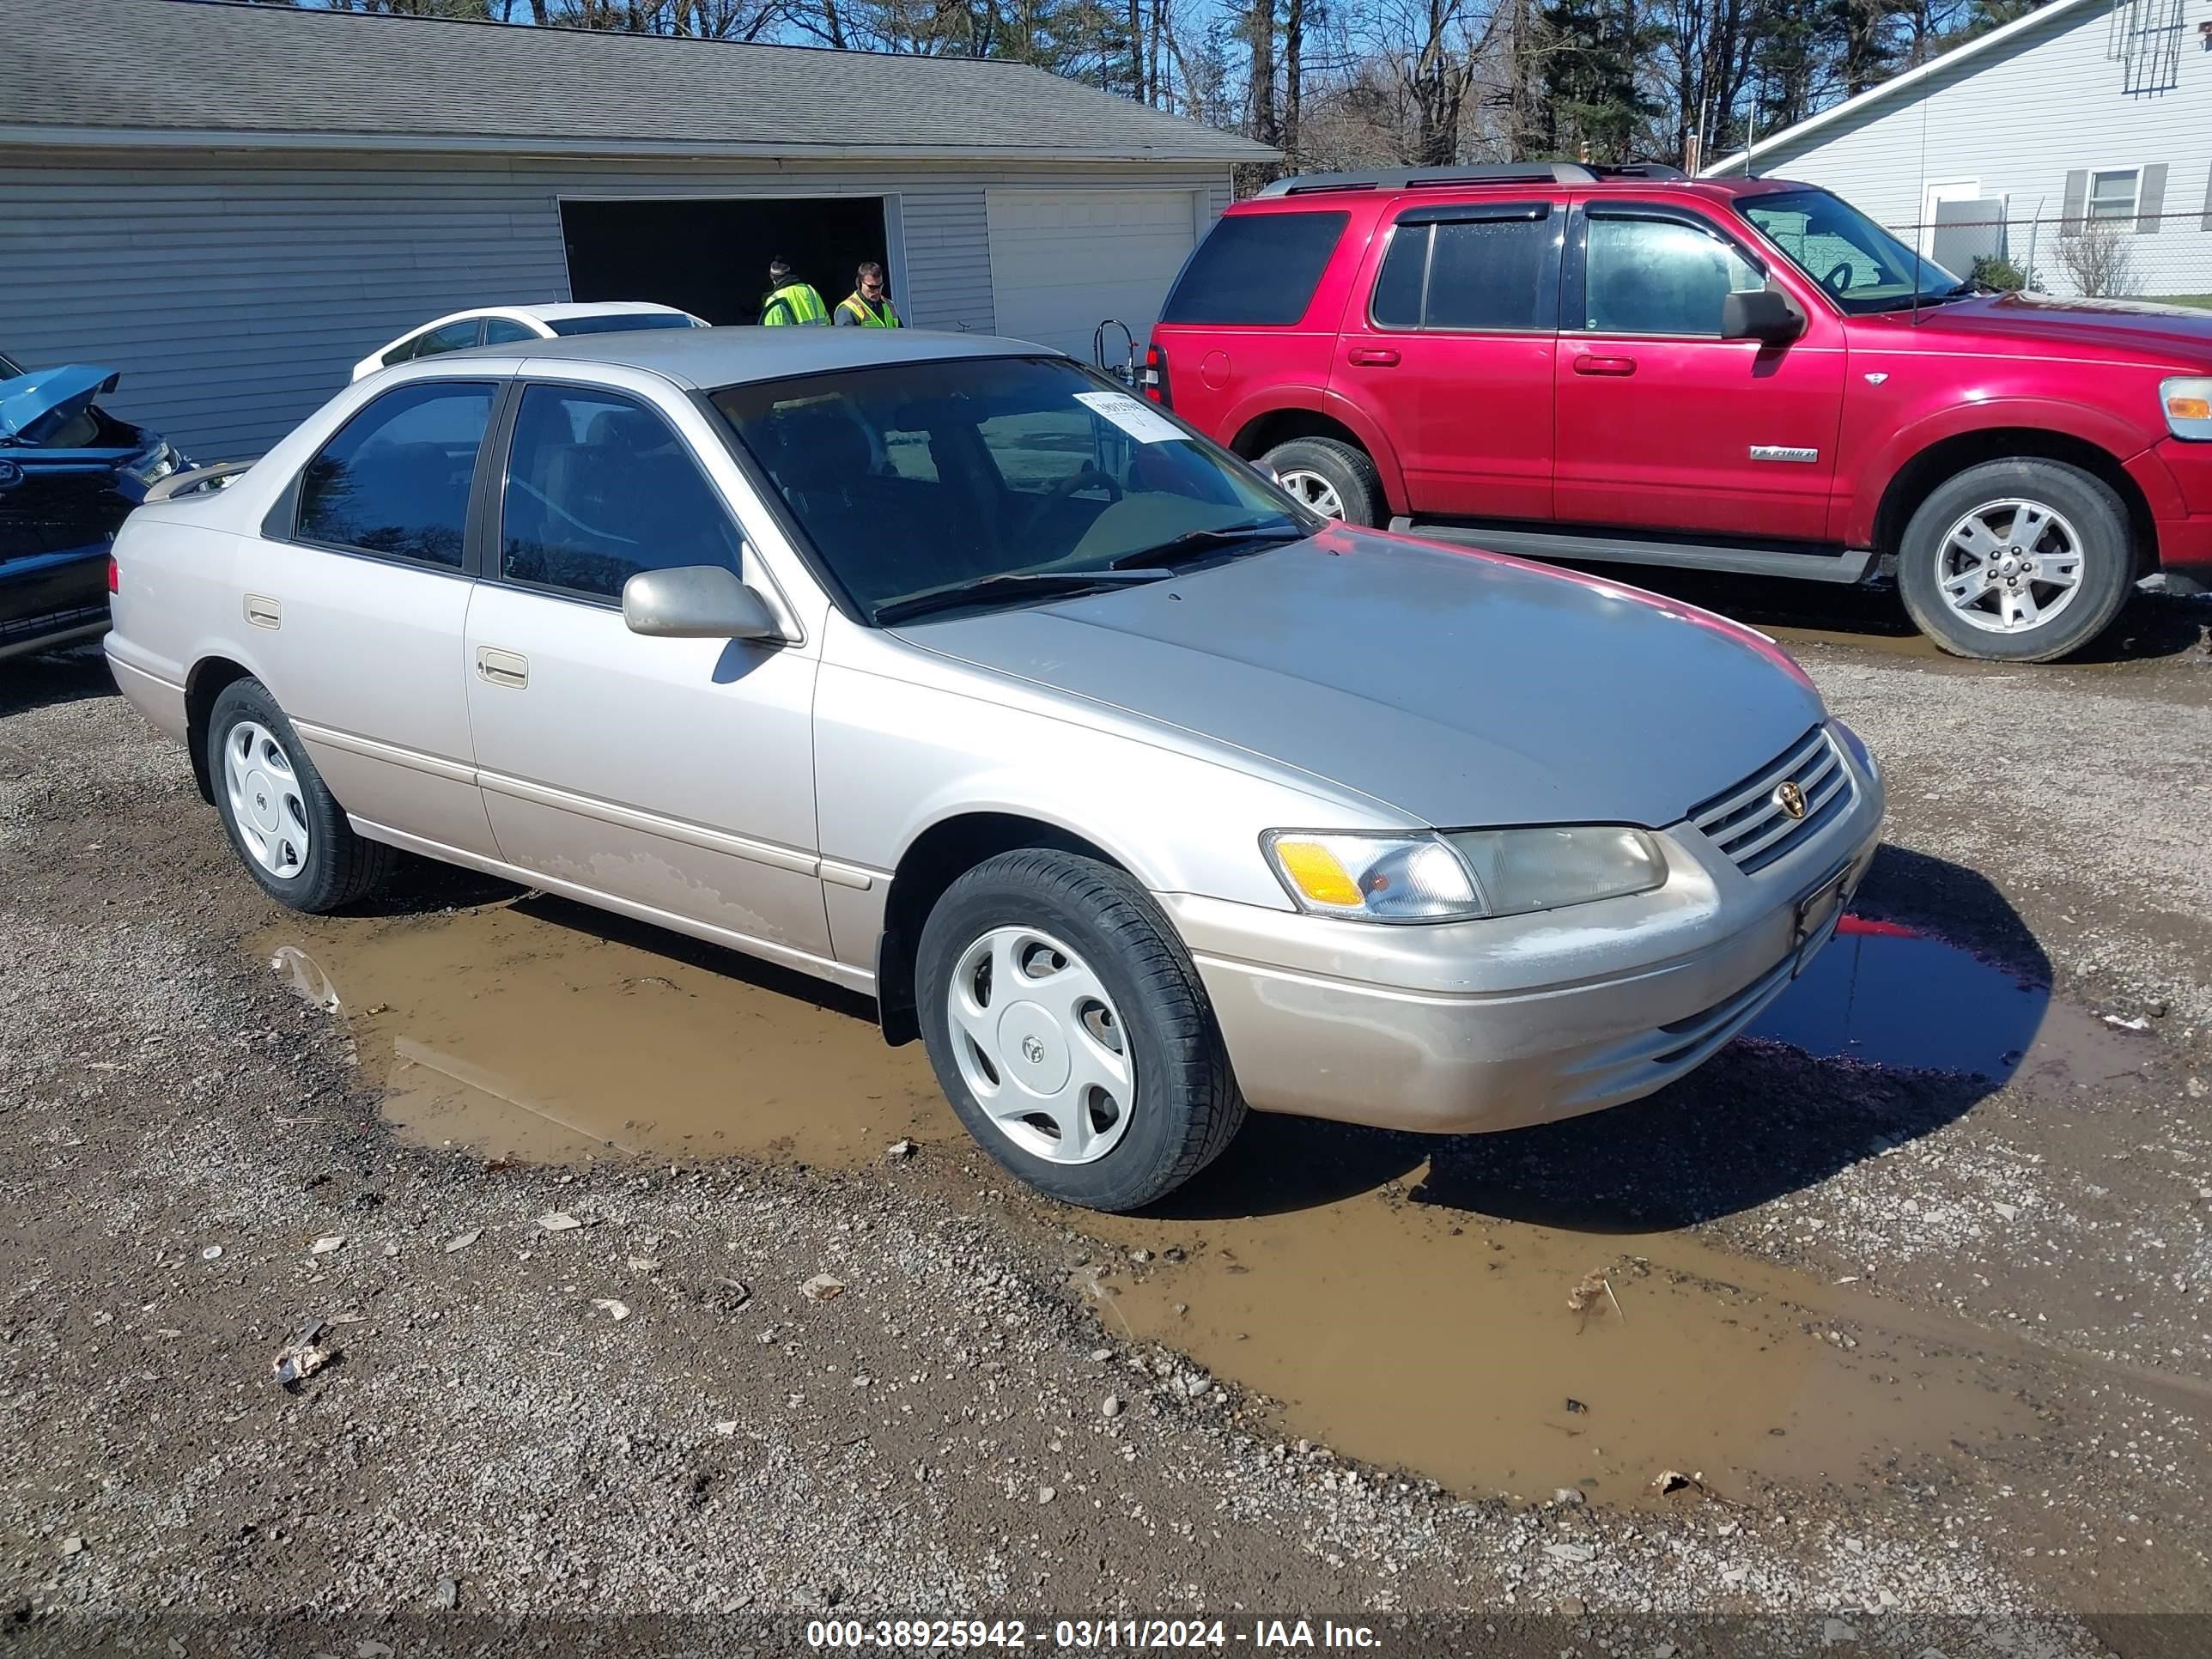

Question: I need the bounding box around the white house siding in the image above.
[1714,0,2212,301]
[0,148,1232,461]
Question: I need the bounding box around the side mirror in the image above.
[622,565,783,641]
[1252,459,1283,487]
[1721,286,1805,346]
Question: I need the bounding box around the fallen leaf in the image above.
[444,1231,480,1254]
[801,1273,846,1302]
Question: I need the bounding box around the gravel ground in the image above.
[3,600,2210,1659]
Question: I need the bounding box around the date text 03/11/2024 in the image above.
[804,1620,1383,1649]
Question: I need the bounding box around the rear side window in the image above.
[499,384,741,600]
[1370,208,1554,331]
[295,380,493,568]
[483,317,538,345]
[1159,211,1349,326]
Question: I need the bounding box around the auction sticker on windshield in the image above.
[1073,390,1188,444]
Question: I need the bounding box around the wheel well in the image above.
[184,657,254,802]
[1229,408,1369,464]
[1875,428,2156,574]
[874,812,1123,1046]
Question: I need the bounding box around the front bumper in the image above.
[0,544,110,662]
[1170,726,1886,1135]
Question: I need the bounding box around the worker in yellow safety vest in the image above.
[760,257,829,326]
[835,261,902,329]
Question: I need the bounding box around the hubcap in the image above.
[1275,468,1346,520]
[222,720,311,880]
[945,925,1133,1165]
[1936,498,2086,635]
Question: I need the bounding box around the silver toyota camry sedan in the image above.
[106,328,1883,1211]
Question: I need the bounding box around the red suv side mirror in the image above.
[1721,287,1805,346]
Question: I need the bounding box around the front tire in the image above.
[206,678,394,913]
[1897,459,2135,662]
[1260,436,1382,527]
[915,850,1245,1212]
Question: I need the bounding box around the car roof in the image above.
[503,301,695,322]
[434,324,1054,386]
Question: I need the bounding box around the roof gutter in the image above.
[0,122,1276,166]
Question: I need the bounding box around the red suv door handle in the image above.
[1347,348,1401,367]
[1572,354,1638,377]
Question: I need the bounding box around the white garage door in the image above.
[985,189,1199,363]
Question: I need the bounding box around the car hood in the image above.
[892,530,1826,830]
[0,364,120,442]
[1896,292,2212,362]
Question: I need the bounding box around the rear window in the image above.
[1159,211,1349,327]
[544,313,700,337]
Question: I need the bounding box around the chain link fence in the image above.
[1881,209,2212,308]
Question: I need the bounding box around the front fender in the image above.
[1850,396,2160,548]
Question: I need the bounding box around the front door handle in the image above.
[1572,355,1638,377]
[475,646,528,689]
[1347,348,1401,367]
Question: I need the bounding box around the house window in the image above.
[2088,167,2142,222]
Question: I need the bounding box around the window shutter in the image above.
[2136,163,2168,233]
[2060,168,2088,234]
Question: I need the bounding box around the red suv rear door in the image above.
[1553,198,1844,542]
[1328,191,1568,523]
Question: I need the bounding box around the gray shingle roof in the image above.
[1,0,1271,163]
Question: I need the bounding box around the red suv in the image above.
[1145,163,2212,661]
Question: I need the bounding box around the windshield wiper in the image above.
[1108,519,1310,571]
[873,568,1170,625]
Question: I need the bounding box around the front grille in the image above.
[0,603,107,647]
[1689,724,1852,873]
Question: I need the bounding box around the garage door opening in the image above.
[562,197,892,325]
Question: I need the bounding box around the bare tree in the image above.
[2056,224,2142,299]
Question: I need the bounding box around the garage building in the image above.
[0,0,1267,463]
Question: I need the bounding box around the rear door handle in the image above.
[1347,348,1401,367]
[1572,355,1638,377]
[475,646,528,689]
[243,594,281,629]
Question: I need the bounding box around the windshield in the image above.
[545,313,702,337]
[712,356,1309,623]
[0,352,21,380]
[1737,189,1964,314]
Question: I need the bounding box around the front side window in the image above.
[1372,210,1554,331]
[295,380,493,568]
[1581,216,1765,335]
[1159,211,1350,327]
[1737,188,1962,313]
[712,356,1307,623]
[500,385,741,600]
[2089,167,2141,222]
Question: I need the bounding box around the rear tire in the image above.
[915,850,1245,1212]
[1897,459,2135,662]
[206,678,395,913]
[1261,436,1382,527]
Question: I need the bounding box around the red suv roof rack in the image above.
[1251,161,1688,198]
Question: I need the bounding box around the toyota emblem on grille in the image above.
[1773,779,1808,821]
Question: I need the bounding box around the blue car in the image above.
[1,352,187,661]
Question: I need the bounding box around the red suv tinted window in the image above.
[1160,211,1349,326]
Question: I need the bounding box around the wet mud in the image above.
[258,894,2156,1508]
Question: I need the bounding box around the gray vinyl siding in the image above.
[0,148,1235,460]
[1711,0,2212,299]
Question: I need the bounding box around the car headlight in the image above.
[1262,826,1668,923]
[125,442,178,485]
[2160,377,2212,440]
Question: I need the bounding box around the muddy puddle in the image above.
[257,896,2155,1506]
[263,898,948,1167]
